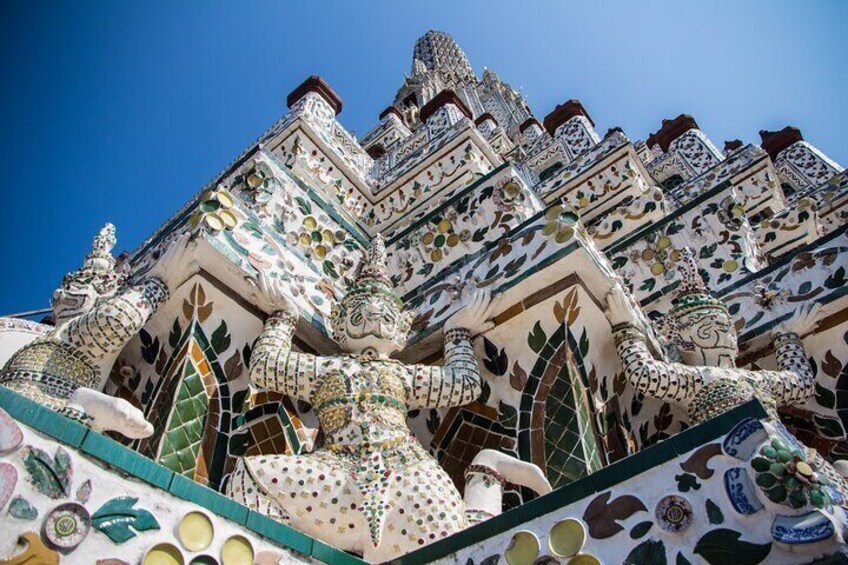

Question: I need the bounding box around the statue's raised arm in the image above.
[605,284,702,409]
[748,304,818,407]
[246,271,320,401]
[59,230,189,361]
[406,289,498,409]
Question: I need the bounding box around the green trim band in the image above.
[388,399,769,565]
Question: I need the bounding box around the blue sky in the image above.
[1,0,846,315]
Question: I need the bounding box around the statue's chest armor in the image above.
[314,359,409,444]
[689,374,771,424]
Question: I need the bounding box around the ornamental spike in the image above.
[356,234,392,287]
[675,248,709,298]
[59,222,124,295]
[83,223,117,273]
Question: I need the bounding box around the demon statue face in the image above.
[330,235,413,358]
[661,248,738,368]
[52,223,125,325]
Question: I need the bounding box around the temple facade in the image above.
[0,30,847,564]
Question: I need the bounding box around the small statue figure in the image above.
[0,224,188,438]
[227,236,550,562]
[604,249,817,425]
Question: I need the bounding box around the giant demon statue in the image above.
[605,249,848,514]
[227,236,551,562]
[605,248,818,425]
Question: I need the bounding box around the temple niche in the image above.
[0,30,848,565]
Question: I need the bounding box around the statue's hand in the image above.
[68,388,153,439]
[774,303,821,338]
[445,289,498,335]
[605,285,637,326]
[148,234,195,290]
[251,271,296,315]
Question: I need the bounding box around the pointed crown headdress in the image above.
[330,235,412,346]
[659,248,730,350]
[60,223,126,295]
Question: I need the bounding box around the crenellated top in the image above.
[760,126,804,161]
[761,126,844,195]
[119,33,845,374]
[543,99,595,135]
[418,89,473,123]
[646,114,700,152]
[645,114,725,192]
[287,75,343,116]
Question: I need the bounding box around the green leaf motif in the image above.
[813,414,845,439]
[624,539,667,565]
[639,278,656,292]
[322,260,339,279]
[705,499,724,524]
[8,496,38,520]
[497,401,517,429]
[92,496,160,544]
[825,266,846,289]
[479,555,500,565]
[483,338,508,376]
[241,221,263,238]
[694,529,771,565]
[629,520,653,539]
[169,318,182,349]
[579,328,590,357]
[675,472,701,492]
[21,445,72,499]
[211,320,231,354]
[294,196,312,215]
[528,322,547,353]
[75,479,92,504]
[815,383,837,409]
[139,329,159,364]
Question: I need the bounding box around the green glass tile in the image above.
[560,457,581,479]
[246,510,313,555]
[158,360,210,476]
[80,431,174,490]
[311,539,367,565]
[169,473,248,524]
[422,402,770,562]
[0,387,89,447]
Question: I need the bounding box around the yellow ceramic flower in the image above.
[190,186,237,233]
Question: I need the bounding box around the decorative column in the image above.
[285,75,344,132]
[542,99,600,161]
[518,117,545,149]
[419,89,473,138]
[760,126,844,195]
[646,114,723,176]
